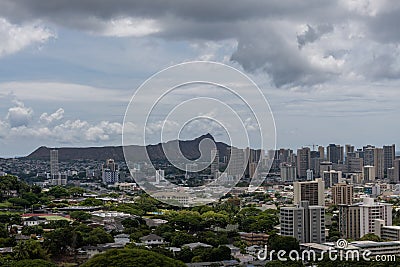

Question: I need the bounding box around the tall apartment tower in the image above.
[297,147,311,179]
[374,148,384,179]
[50,149,59,179]
[363,146,375,166]
[383,145,396,174]
[394,159,400,183]
[339,198,392,239]
[102,159,119,184]
[318,146,325,160]
[332,183,353,205]
[50,149,67,185]
[346,152,363,173]
[363,165,376,182]
[345,145,355,159]
[323,170,343,188]
[280,164,297,182]
[327,144,344,164]
[210,148,219,177]
[280,201,325,244]
[155,169,165,184]
[293,178,325,206]
[226,147,245,178]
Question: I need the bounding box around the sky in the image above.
[0,0,400,158]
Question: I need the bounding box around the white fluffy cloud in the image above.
[1,101,122,144]
[6,100,33,127]
[0,17,55,57]
[99,17,161,37]
[39,108,64,124]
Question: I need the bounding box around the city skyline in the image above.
[1,136,400,158]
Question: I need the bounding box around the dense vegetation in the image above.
[81,248,186,267]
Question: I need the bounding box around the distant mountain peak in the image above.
[25,134,229,162]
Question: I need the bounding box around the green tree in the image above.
[8,197,30,207]
[268,235,299,254]
[1,259,57,267]
[81,248,185,267]
[70,211,91,222]
[200,211,228,228]
[21,225,44,236]
[13,240,49,261]
[176,247,195,263]
[360,233,382,242]
[84,227,113,245]
[13,259,56,267]
[68,187,86,197]
[47,186,69,198]
[80,198,103,206]
[43,227,73,256]
[21,192,40,206]
[171,232,197,247]
[167,210,202,231]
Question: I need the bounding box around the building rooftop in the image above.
[351,241,400,248]
[140,234,163,241]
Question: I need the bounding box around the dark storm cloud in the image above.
[230,25,332,87]
[297,24,334,49]
[366,5,400,43]
[0,0,339,24]
[1,0,400,87]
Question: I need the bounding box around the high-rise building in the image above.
[383,145,396,174]
[363,146,375,166]
[318,146,325,160]
[185,163,198,178]
[388,167,395,183]
[374,148,384,179]
[155,169,165,184]
[345,145,355,159]
[339,198,392,239]
[306,169,314,181]
[50,149,67,186]
[280,164,297,182]
[226,147,245,178]
[243,148,262,178]
[363,165,376,182]
[293,178,324,206]
[103,159,117,171]
[394,159,400,183]
[323,170,343,188]
[280,201,325,243]
[346,152,363,173]
[210,148,219,178]
[332,183,353,205]
[319,161,333,177]
[311,157,322,178]
[297,147,311,179]
[327,144,344,164]
[50,149,59,179]
[102,159,119,185]
[278,148,293,164]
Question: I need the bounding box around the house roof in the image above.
[140,234,163,241]
[182,242,213,249]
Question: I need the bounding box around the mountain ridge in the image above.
[24,134,230,162]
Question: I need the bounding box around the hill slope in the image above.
[25,134,230,162]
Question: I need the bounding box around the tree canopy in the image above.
[81,248,186,267]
